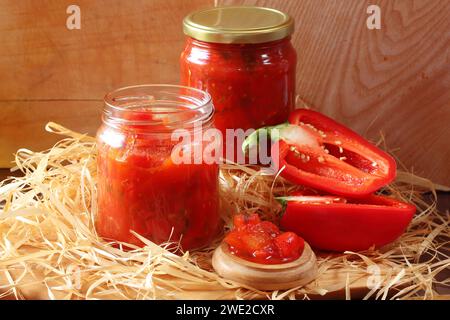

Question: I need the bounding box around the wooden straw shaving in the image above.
[0,122,448,300]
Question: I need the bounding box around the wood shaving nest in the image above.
[0,122,448,300]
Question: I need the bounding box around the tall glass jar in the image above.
[96,85,221,250]
[181,6,297,161]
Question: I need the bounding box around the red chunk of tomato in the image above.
[224,214,305,264]
[274,232,305,260]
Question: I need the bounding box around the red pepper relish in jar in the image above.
[181,6,297,162]
[96,85,221,250]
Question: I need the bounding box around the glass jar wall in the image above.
[96,85,221,250]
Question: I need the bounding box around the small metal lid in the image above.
[183,6,294,44]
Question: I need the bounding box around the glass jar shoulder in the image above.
[96,124,175,168]
[181,38,297,72]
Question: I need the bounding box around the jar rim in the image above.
[103,84,214,131]
[183,6,294,44]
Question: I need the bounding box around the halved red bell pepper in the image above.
[278,193,416,252]
[257,109,397,197]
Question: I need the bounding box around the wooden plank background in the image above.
[0,0,449,184]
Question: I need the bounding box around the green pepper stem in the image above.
[241,122,289,155]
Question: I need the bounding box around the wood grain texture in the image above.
[0,0,211,99]
[1,0,449,184]
[220,0,450,184]
[0,0,212,167]
[0,101,102,166]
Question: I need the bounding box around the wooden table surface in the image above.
[0,168,448,298]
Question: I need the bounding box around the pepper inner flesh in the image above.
[284,145,370,186]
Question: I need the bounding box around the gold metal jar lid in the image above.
[183,6,294,44]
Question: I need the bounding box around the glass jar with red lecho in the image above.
[96,85,221,250]
[181,6,297,162]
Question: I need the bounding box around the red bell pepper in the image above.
[244,109,397,197]
[278,194,416,252]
